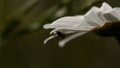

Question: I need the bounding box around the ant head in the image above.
[50,29,66,39]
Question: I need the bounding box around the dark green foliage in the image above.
[2,19,20,38]
[1,0,120,68]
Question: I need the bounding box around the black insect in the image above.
[56,31,65,39]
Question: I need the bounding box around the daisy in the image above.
[43,2,120,47]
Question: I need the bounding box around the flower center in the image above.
[93,21,120,37]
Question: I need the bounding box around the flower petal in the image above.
[97,2,112,23]
[47,15,84,29]
[50,29,77,34]
[103,8,120,22]
[44,35,56,44]
[99,2,112,13]
[84,7,104,26]
[43,23,51,29]
[58,32,87,47]
[73,16,96,30]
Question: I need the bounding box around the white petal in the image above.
[43,23,51,29]
[73,16,96,30]
[58,32,87,47]
[44,35,56,44]
[103,8,120,22]
[114,8,120,19]
[99,2,112,13]
[84,7,104,26]
[48,15,84,29]
[50,28,91,35]
[97,2,112,23]
[50,28,76,34]
[50,29,61,34]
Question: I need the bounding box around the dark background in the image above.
[1,0,120,68]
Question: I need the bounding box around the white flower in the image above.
[43,2,120,47]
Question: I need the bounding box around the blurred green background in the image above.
[1,0,120,68]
